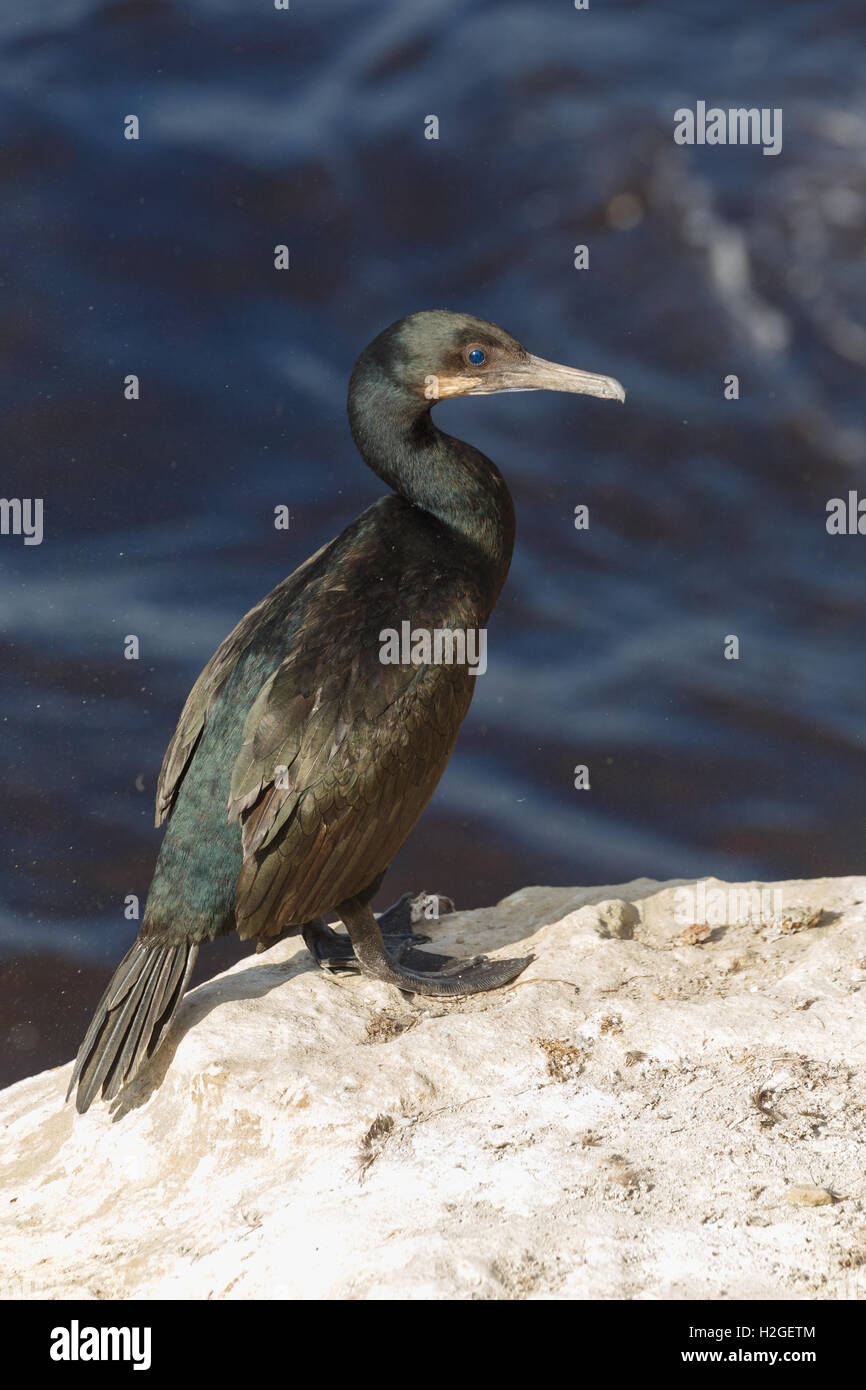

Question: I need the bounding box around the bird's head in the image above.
[363,309,625,406]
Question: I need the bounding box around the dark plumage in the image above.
[68,310,624,1112]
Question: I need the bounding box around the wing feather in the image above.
[153,493,485,945]
[154,540,333,826]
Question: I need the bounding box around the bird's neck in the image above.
[348,390,515,599]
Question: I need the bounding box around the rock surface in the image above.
[1,876,865,1300]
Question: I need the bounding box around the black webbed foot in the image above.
[302,891,454,975]
[334,897,532,999]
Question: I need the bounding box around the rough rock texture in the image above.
[1,876,865,1300]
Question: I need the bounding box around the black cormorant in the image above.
[68,310,625,1112]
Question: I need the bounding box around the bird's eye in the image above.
[467,347,486,366]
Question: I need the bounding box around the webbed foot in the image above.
[302,891,454,974]
[333,897,532,999]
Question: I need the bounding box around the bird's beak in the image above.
[462,354,626,403]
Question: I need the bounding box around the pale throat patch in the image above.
[422,373,482,401]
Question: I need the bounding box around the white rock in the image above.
[1,876,864,1300]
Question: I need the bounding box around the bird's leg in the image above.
[301,919,352,972]
[301,890,454,974]
[335,895,532,998]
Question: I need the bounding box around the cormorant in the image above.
[68,310,625,1113]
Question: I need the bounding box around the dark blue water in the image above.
[2,0,866,1083]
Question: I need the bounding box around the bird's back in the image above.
[141,493,488,948]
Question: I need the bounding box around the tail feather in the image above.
[69,940,147,1080]
[67,939,198,1113]
[108,943,192,1100]
[76,949,163,1109]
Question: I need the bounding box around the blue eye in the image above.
[468,348,486,366]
